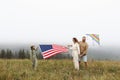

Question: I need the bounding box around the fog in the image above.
[0,44,120,60]
[0,0,120,60]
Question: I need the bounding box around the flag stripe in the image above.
[43,50,63,59]
[42,49,54,54]
[39,44,68,59]
[42,49,55,55]
[43,49,62,56]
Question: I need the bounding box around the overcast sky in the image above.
[0,0,120,47]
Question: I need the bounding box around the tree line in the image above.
[0,49,72,59]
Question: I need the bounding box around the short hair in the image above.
[30,45,34,50]
[82,36,86,38]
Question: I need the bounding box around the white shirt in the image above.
[72,43,80,56]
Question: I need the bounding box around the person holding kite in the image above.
[79,36,88,68]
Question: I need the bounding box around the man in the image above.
[30,45,38,70]
[79,36,88,68]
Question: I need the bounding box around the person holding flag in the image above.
[72,38,80,70]
[29,45,38,70]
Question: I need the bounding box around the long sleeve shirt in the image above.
[72,43,80,56]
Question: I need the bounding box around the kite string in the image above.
[92,38,95,46]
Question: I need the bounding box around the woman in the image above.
[72,38,80,70]
[30,45,38,70]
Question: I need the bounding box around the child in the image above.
[30,45,38,70]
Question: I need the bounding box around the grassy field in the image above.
[0,59,120,80]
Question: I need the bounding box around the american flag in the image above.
[39,44,68,59]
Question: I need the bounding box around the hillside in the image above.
[0,59,120,80]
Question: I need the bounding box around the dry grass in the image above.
[0,59,120,80]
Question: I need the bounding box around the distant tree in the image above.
[14,51,19,59]
[6,49,13,59]
[67,53,72,59]
[0,49,6,58]
[26,50,30,59]
[18,49,26,59]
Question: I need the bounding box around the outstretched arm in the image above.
[35,47,39,51]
